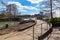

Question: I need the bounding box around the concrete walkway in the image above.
[0,20,50,40]
[48,28,60,40]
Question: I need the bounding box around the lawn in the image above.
[0,21,18,27]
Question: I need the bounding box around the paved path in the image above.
[0,20,50,40]
[47,28,60,40]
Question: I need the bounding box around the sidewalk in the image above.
[48,28,60,40]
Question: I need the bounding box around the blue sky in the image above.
[0,0,60,15]
[0,0,44,15]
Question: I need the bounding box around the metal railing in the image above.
[32,20,53,40]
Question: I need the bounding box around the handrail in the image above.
[38,27,53,40]
[38,20,53,40]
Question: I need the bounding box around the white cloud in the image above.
[7,1,38,10]
[53,1,59,5]
[7,1,22,7]
[53,1,60,7]
[22,6,38,10]
[7,1,39,15]
[27,0,43,4]
[41,5,45,7]
[0,6,6,10]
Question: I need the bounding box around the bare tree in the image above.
[5,4,18,18]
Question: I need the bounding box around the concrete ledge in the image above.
[17,20,36,31]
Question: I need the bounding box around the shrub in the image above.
[45,17,60,27]
[46,17,60,23]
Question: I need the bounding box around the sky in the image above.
[0,0,60,15]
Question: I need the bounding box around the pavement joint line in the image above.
[4,32,20,39]
[47,33,52,40]
[23,33,39,39]
[4,28,33,39]
[35,27,48,30]
[21,29,41,39]
[52,33,60,34]
[4,31,32,39]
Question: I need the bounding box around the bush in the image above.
[48,17,60,23]
[45,17,60,27]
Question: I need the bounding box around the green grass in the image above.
[0,21,18,27]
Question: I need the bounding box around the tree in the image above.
[6,4,18,18]
[0,13,6,17]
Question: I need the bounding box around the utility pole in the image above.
[50,0,54,28]
[50,0,53,18]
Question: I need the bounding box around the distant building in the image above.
[55,7,60,17]
[42,7,60,18]
[43,10,51,18]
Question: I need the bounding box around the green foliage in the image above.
[46,17,60,23]
[0,13,6,17]
[18,18,23,22]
